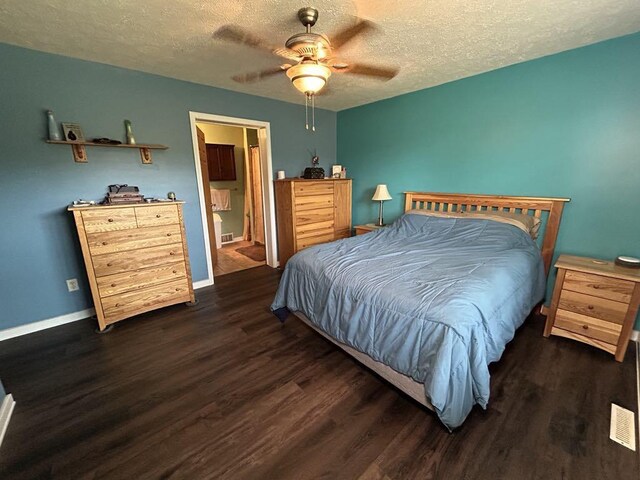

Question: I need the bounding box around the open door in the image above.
[197,126,218,267]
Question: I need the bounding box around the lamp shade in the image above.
[372,184,392,201]
[286,63,331,94]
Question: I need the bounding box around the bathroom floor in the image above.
[214,240,266,277]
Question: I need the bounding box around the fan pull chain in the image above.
[305,93,309,130]
[312,94,315,132]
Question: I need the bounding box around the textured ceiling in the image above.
[1,0,639,111]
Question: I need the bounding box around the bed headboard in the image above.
[404,192,570,275]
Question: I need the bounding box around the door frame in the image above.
[189,111,278,284]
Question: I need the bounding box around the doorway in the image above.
[189,112,277,284]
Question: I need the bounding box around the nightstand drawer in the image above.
[554,309,622,345]
[558,290,627,324]
[563,271,634,303]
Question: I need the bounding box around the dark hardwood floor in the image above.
[0,266,637,479]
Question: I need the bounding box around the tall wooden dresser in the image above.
[69,202,196,331]
[274,178,352,266]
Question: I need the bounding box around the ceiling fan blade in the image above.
[214,25,301,61]
[330,19,375,50]
[231,65,290,84]
[333,62,398,80]
[214,25,270,51]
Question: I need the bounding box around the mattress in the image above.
[271,212,546,429]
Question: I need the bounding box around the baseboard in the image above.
[193,278,214,289]
[0,308,95,342]
[0,280,215,342]
[221,237,245,245]
[0,394,16,449]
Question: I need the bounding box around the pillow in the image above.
[470,210,542,239]
[406,209,541,239]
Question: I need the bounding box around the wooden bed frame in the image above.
[293,191,570,413]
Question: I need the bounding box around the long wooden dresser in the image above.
[274,178,352,266]
[69,202,196,331]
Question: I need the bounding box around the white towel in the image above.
[210,188,231,211]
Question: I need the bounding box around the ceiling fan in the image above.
[214,7,399,130]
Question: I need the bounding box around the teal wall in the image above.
[338,33,640,323]
[0,43,336,331]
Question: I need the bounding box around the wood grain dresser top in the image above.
[555,254,640,282]
[68,201,184,211]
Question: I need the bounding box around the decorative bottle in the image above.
[124,119,136,145]
[46,110,62,141]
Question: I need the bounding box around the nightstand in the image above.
[354,223,385,236]
[544,254,640,362]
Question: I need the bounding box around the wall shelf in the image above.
[46,140,169,164]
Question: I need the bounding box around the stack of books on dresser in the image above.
[103,185,145,205]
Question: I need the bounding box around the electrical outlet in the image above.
[66,278,79,292]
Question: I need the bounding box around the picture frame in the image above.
[331,164,342,178]
[61,122,85,142]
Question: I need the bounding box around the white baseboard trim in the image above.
[0,308,95,342]
[0,394,16,449]
[631,330,640,343]
[221,237,245,245]
[0,280,215,342]
[193,278,214,289]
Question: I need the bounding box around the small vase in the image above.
[124,119,136,145]
[46,110,62,141]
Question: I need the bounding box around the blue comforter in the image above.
[271,213,546,429]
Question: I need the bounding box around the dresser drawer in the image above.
[295,220,335,239]
[297,231,335,250]
[87,224,182,255]
[563,271,634,303]
[93,244,185,277]
[554,309,622,345]
[97,262,187,297]
[296,207,334,226]
[82,209,137,233]
[135,205,180,228]
[558,290,628,324]
[294,182,334,197]
[102,279,191,322]
[295,194,334,212]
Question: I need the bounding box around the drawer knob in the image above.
[167,233,172,237]
[175,288,181,292]
[593,285,600,289]
[170,252,175,256]
[587,305,594,310]
[108,218,114,223]
[111,283,117,287]
[156,214,161,218]
[115,303,120,308]
[173,270,178,274]
[102,241,108,246]
[107,263,113,267]
[582,324,589,330]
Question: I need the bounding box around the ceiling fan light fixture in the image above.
[286,62,331,94]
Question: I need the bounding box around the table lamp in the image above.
[372,184,392,226]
